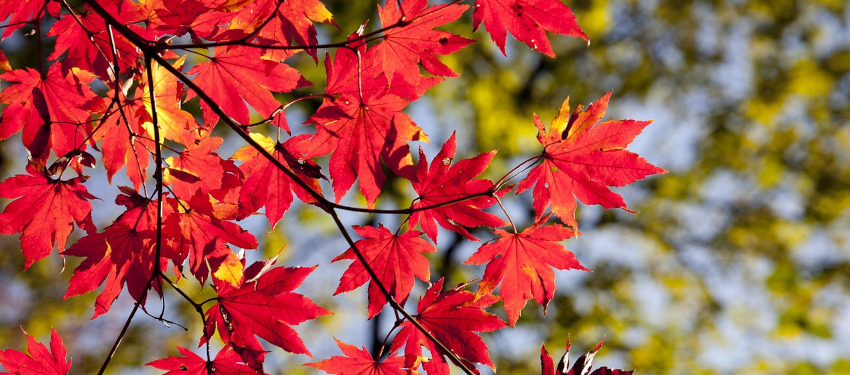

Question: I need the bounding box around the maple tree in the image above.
[0,0,664,374]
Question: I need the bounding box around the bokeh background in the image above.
[2,0,850,374]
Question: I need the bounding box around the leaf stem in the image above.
[494,155,542,190]
[495,195,516,233]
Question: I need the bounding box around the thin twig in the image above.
[95,298,144,375]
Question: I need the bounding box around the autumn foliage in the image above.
[0,0,663,374]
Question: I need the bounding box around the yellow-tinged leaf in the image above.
[213,251,244,287]
[0,49,10,72]
[141,55,196,143]
[551,97,572,136]
[212,0,254,11]
[232,133,276,161]
[304,1,334,24]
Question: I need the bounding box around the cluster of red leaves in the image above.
[0,0,661,374]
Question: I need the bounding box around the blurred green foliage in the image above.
[2,0,849,374]
[421,0,850,373]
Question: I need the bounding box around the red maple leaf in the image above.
[112,187,167,240]
[164,192,258,283]
[295,44,444,207]
[0,0,45,39]
[139,56,198,144]
[0,49,10,72]
[275,0,335,47]
[0,63,104,160]
[146,0,238,41]
[517,92,666,229]
[0,162,97,269]
[371,0,474,84]
[299,87,426,207]
[323,44,441,102]
[146,345,258,375]
[62,222,159,318]
[465,215,588,325]
[204,264,330,369]
[0,328,71,375]
[163,135,239,199]
[232,133,323,228]
[472,0,588,57]
[107,187,190,280]
[307,339,409,375]
[96,95,153,189]
[333,225,436,318]
[409,133,506,242]
[390,279,506,375]
[186,45,308,127]
[46,2,143,80]
[541,338,633,375]
[231,0,335,60]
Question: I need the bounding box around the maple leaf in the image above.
[371,0,474,84]
[390,279,506,375]
[0,328,71,375]
[146,345,258,375]
[163,135,239,199]
[0,49,10,72]
[47,9,109,75]
[0,162,97,269]
[113,186,168,240]
[517,92,667,230]
[409,133,506,242]
[472,0,588,57]
[0,63,104,160]
[108,187,189,277]
[299,87,427,207]
[276,0,335,48]
[232,133,323,228]
[62,222,159,318]
[204,265,330,370]
[541,338,633,375]
[465,215,588,325]
[46,2,143,80]
[307,339,409,375]
[140,55,198,143]
[230,0,334,60]
[97,96,153,189]
[164,192,258,283]
[146,0,237,40]
[186,45,308,127]
[0,0,44,39]
[296,44,445,206]
[323,46,441,102]
[333,225,436,318]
